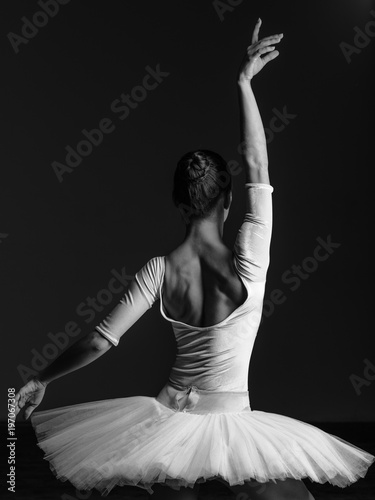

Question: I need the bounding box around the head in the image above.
[172,150,232,225]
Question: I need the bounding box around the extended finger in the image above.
[261,50,280,66]
[16,398,25,408]
[251,18,262,44]
[15,404,23,417]
[248,39,282,57]
[251,46,277,59]
[250,33,283,47]
[25,403,38,420]
[16,393,27,411]
[14,401,23,417]
[249,34,283,50]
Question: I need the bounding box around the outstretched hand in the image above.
[14,378,47,420]
[238,18,283,81]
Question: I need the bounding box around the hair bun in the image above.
[173,149,232,219]
[185,157,209,183]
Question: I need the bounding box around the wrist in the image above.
[237,78,254,94]
[32,375,48,388]
[237,74,253,86]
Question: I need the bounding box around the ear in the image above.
[223,190,232,210]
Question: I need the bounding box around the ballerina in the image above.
[14,18,374,500]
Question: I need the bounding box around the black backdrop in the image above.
[1,0,374,422]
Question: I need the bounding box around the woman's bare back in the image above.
[161,242,248,329]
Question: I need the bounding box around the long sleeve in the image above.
[95,257,163,346]
[233,183,273,283]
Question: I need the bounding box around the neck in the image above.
[183,215,224,247]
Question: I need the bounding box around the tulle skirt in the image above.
[30,386,375,496]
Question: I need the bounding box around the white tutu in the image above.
[30,389,375,496]
[28,193,375,495]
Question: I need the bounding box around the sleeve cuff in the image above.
[95,326,119,347]
[245,183,274,193]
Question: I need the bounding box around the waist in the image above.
[155,381,251,414]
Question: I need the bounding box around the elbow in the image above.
[242,146,268,172]
[244,158,268,171]
[86,331,113,351]
[244,164,270,184]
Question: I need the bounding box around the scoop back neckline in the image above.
[158,255,250,330]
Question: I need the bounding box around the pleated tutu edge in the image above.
[30,395,375,496]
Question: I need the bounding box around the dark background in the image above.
[1,0,374,425]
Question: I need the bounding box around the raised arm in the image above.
[233,19,283,283]
[237,18,283,187]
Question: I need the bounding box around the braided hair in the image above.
[172,150,232,221]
